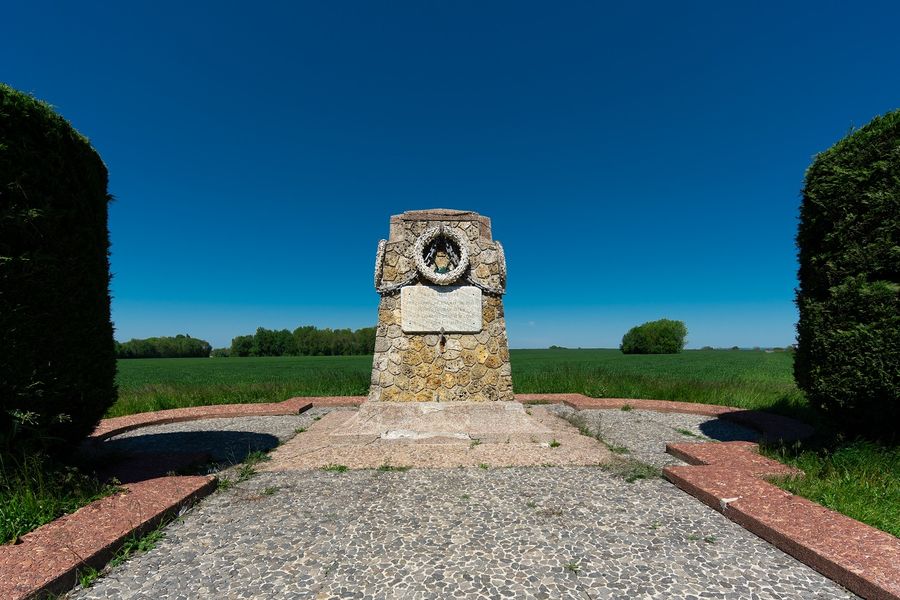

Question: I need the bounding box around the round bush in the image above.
[0,84,116,448]
[620,319,687,354]
[795,109,900,437]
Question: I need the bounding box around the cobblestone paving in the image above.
[70,472,854,598]
[549,405,760,469]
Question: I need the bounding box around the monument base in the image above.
[332,401,553,443]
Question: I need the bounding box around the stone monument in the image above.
[369,209,514,402]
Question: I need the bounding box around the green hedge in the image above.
[0,84,116,449]
[795,109,900,437]
[620,319,687,354]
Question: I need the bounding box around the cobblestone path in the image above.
[68,408,855,599]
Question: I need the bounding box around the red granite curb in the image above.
[664,442,900,600]
[0,475,216,600]
[90,396,369,441]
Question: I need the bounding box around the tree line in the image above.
[116,335,212,359]
[224,325,376,357]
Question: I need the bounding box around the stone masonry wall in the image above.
[369,209,514,402]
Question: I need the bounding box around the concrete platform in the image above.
[262,405,611,470]
[332,401,553,443]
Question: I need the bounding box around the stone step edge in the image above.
[0,475,217,600]
[664,442,900,600]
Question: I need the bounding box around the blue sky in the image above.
[4,1,899,349]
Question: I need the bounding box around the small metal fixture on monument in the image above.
[369,209,513,402]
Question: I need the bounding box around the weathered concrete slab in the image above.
[333,401,551,443]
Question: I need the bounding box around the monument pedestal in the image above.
[369,209,513,402]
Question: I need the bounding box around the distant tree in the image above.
[620,319,687,354]
[116,335,211,358]
[230,335,254,357]
[230,325,376,357]
[210,348,231,358]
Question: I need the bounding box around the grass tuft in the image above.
[321,464,349,473]
[0,453,119,544]
[764,439,900,538]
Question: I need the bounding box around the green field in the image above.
[113,349,804,418]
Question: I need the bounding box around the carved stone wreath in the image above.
[413,226,470,285]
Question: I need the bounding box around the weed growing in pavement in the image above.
[237,464,256,482]
[217,476,233,491]
[244,450,271,466]
[460,494,470,500]
[110,519,169,568]
[704,535,717,544]
[322,464,349,473]
[676,428,701,439]
[377,463,410,472]
[478,463,490,470]
[549,439,561,448]
[294,427,307,434]
[687,534,700,541]
[262,486,278,496]
[78,565,100,588]
[620,404,633,412]
[562,411,633,456]
[564,561,580,574]
[470,439,482,449]
[526,500,537,509]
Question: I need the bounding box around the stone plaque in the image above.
[401,285,482,333]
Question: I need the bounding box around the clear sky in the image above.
[4,1,899,349]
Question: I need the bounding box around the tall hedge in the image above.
[0,84,116,448]
[620,319,687,354]
[795,109,900,437]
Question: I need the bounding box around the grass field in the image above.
[112,349,805,418]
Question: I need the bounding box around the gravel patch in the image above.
[68,467,855,599]
[548,405,759,469]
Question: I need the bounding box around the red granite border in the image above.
[0,475,216,600]
[664,442,900,600]
[89,396,368,441]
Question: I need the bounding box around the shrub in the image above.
[795,109,900,437]
[0,84,116,449]
[620,319,687,354]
